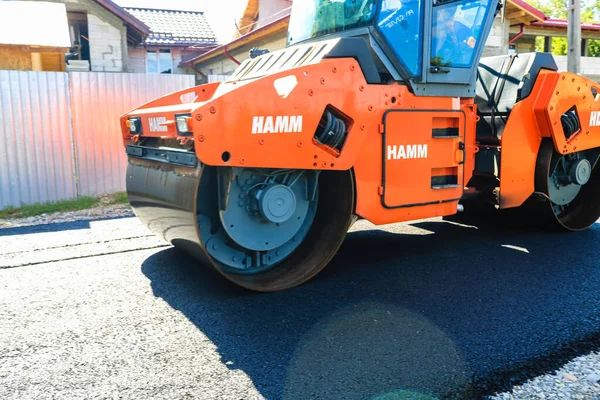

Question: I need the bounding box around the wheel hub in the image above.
[201,167,320,274]
[548,152,592,211]
[569,158,591,185]
[258,184,296,223]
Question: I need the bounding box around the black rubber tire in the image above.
[444,140,600,232]
[526,138,600,231]
[208,168,356,292]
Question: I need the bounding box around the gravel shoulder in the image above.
[488,351,600,400]
[0,203,133,229]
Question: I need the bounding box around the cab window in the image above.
[288,0,378,45]
[376,0,424,76]
[431,0,490,68]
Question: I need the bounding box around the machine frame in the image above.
[117,0,600,291]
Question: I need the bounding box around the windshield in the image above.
[376,0,424,76]
[287,0,379,45]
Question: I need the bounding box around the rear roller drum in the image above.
[531,139,600,231]
[195,166,355,291]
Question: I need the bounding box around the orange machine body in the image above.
[120,56,600,227]
[499,70,600,208]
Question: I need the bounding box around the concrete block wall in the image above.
[553,56,600,82]
[515,37,536,53]
[87,14,124,72]
[482,14,510,57]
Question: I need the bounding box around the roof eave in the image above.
[144,42,219,49]
[530,20,600,32]
[94,0,150,35]
[507,0,547,23]
[181,14,290,67]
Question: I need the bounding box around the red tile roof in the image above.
[124,8,218,47]
[507,0,600,31]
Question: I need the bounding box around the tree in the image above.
[582,0,600,56]
[528,0,567,19]
[526,0,600,56]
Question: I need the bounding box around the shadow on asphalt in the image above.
[141,216,600,400]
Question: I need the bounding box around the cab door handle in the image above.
[430,66,450,73]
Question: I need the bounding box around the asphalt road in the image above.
[2,213,600,400]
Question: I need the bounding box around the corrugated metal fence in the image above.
[0,70,194,209]
[0,71,74,209]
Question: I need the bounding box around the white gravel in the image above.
[488,351,600,400]
[0,204,133,229]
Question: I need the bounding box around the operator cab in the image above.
[287,0,499,97]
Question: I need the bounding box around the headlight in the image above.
[175,113,192,135]
[127,117,142,134]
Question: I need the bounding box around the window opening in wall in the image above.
[147,50,172,73]
[66,11,90,70]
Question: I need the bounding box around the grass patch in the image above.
[0,192,129,219]
[105,191,128,205]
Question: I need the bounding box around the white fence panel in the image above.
[0,71,75,209]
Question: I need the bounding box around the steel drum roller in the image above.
[126,156,356,292]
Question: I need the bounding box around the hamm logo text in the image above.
[252,116,303,134]
[387,144,428,160]
[590,111,600,127]
[148,117,168,132]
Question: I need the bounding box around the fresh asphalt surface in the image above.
[2,212,600,399]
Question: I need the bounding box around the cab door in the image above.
[426,0,497,85]
[382,110,465,208]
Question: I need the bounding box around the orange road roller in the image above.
[120,0,600,292]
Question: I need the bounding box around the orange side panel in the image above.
[193,59,371,171]
[432,116,460,129]
[497,72,551,209]
[534,72,600,154]
[432,166,459,176]
[353,104,476,226]
[461,101,477,187]
[382,110,465,208]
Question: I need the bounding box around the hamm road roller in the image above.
[120,0,600,292]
